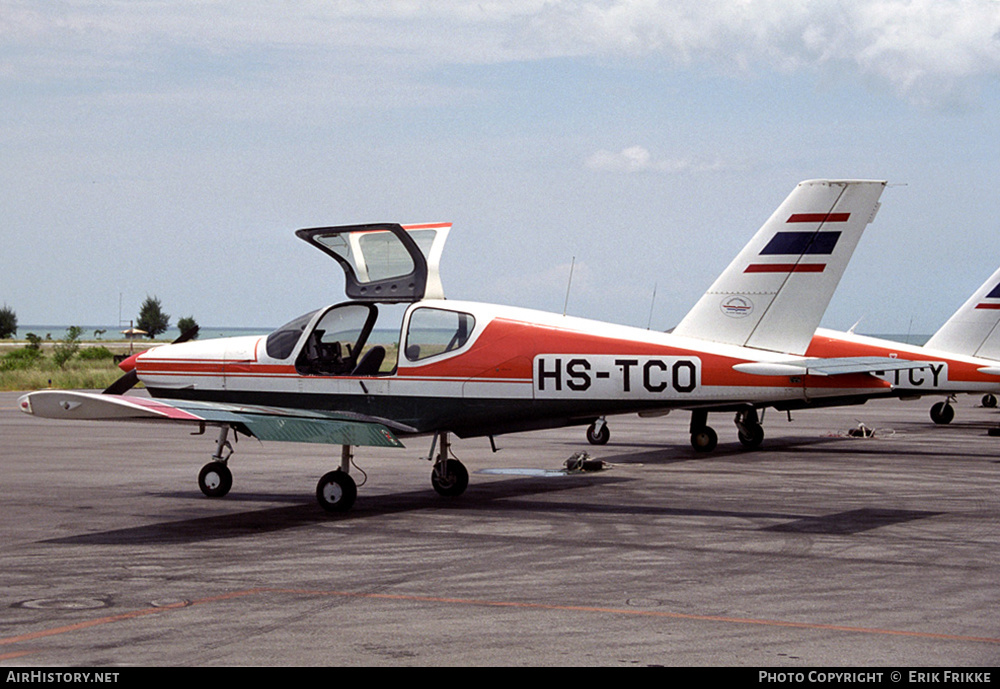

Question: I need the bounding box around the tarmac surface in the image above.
[1,390,998,667]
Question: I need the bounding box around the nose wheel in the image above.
[198,426,235,497]
[198,461,233,497]
[316,469,358,512]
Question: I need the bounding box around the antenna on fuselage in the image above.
[646,282,657,330]
[563,256,575,317]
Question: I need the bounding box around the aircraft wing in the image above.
[17,390,409,448]
[733,356,939,377]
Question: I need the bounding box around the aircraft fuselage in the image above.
[135,300,890,438]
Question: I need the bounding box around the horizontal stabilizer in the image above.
[673,179,886,355]
[734,356,938,377]
[17,391,407,448]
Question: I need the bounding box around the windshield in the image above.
[265,310,318,360]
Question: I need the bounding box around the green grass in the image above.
[0,343,141,392]
[0,359,124,392]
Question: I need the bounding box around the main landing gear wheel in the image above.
[198,461,232,498]
[689,410,717,452]
[431,459,469,497]
[735,407,765,450]
[738,423,765,449]
[690,427,718,452]
[930,401,955,425]
[586,420,610,445]
[982,394,998,408]
[316,470,357,513]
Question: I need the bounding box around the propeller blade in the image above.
[174,325,199,344]
[103,369,139,395]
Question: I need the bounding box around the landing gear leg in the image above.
[198,425,234,497]
[429,432,469,497]
[316,445,358,513]
[586,417,610,445]
[735,407,765,449]
[690,410,718,452]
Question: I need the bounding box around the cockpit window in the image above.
[265,310,318,360]
[356,231,417,282]
[404,308,476,362]
[296,303,377,375]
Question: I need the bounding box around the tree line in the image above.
[0,297,198,340]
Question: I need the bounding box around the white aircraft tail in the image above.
[672,179,886,355]
[923,265,1000,360]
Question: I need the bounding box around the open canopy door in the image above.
[296,222,451,303]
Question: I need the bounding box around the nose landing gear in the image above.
[198,426,235,498]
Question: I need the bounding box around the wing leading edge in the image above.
[17,391,408,448]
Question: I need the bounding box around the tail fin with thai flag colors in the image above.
[671,179,886,356]
[923,265,1000,360]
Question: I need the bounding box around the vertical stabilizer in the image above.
[672,179,886,355]
[923,265,1000,360]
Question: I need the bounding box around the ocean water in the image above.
[13,325,274,342]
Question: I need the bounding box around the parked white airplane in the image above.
[805,265,1000,424]
[20,179,924,511]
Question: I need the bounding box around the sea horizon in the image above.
[12,324,274,342]
[9,324,932,347]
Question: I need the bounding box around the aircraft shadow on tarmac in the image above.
[598,419,1000,463]
[41,470,941,546]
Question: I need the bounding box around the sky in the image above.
[3,1,1000,337]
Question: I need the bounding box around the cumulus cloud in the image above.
[522,0,1000,106]
[585,146,727,174]
[2,1,999,107]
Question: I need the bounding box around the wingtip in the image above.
[16,393,32,415]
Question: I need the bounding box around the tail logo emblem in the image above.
[721,295,754,318]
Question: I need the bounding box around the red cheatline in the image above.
[787,213,850,223]
[745,263,826,273]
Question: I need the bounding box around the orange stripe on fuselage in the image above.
[402,318,887,390]
[806,333,991,383]
[137,360,296,377]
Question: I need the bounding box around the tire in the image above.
[690,427,718,452]
[738,423,765,449]
[198,461,233,498]
[930,401,955,425]
[982,394,998,408]
[316,470,358,513]
[586,422,610,445]
[431,459,469,497]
